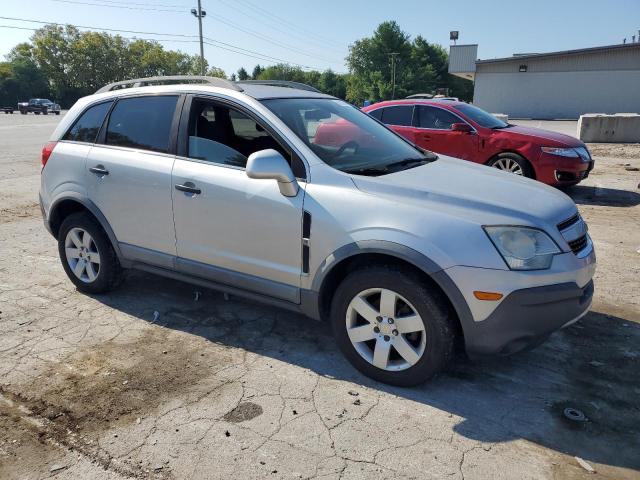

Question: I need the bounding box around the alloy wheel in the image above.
[345,288,427,371]
[492,157,524,175]
[64,227,101,283]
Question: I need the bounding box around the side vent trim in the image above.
[302,211,311,274]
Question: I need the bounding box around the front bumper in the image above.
[535,152,593,186]
[437,242,596,356]
[461,280,593,355]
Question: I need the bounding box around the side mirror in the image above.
[246,149,299,197]
[451,123,472,133]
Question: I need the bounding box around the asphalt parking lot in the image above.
[0,112,639,480]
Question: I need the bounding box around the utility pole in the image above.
[388,53,399,99]
[191,1,207,75]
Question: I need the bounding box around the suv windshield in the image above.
[261,98,435,176]
[453,104,509,129]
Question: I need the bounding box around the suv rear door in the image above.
[86,95,182,267]
[171,95,305,303]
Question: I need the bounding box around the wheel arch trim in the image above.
[310,240,475,339]
[48,194,126,264]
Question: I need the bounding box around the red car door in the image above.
[414,106,478,161]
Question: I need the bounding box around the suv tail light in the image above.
[41,141,57,169]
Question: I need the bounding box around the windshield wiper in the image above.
[384,158,431,170]
[343,167,389,176]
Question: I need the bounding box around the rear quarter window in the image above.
[105,96,178,153]
[63,101,113,144]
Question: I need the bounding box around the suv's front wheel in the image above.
[331,266,454,386]
[58,213,123,293]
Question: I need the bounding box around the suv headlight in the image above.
[484,226,560,270]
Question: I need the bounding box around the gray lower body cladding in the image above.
[460,280,594,356]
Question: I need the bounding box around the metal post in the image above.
[388,53,399,99]
[191,2,206,75]
[197,0,204,75]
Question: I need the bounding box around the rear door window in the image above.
[63,101,113,143]
[105,96,178,153]
[380,105,414,126]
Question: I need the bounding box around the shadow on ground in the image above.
[90,271,640,472]
[565,185,640,207]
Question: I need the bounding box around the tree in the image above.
[206,66,226,78]
[251,64,263,79]
[237,67,249,81]
[2,25,227,107]
[229,73,237,81]
[346,21,474,104]
[1,43,50,106]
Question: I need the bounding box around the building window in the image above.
[519,64,528,72]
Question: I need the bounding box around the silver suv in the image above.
[39,76,596,386]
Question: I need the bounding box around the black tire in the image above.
[20,110,27,115]
[488,152,533,178]
[43,108,48,115]
[58,212,123,294]
[34,111,40,115]
[55,111,60,115]
[330,266,455,386]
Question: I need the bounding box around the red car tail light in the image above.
[41,141,57,169]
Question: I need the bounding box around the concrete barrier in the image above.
[492,113,508,123]
[578,114,640,143]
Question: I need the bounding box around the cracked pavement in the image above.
[0,114,639,479]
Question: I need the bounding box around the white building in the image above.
[449,43,640,119]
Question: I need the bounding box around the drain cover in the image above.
[563,407,587,422]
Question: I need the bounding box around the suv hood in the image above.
[351,156,577,227]
[498,124,583,147]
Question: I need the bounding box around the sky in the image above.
[1,0,639,76]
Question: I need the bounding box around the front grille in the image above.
[558,213,580,231]
[568,234,588,254]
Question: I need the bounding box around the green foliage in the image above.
[251,64,263,79]
[254,63,347,98]
[0,25,223,107]
[0,21,473,109]
[346,21,473,105]
[237,67,249,81]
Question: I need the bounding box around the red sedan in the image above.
[355,100,594,186]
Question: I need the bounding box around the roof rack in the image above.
[236,80,321,93]
[95,75,243,94]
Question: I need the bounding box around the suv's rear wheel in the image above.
[331,266,454,386]
[58,213,123,293]
[488,152,532,178]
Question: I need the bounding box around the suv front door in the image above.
[87,95,181,266]
[171,96,305,303]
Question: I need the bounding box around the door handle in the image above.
[89,165,109,176]
[175,183,202,195]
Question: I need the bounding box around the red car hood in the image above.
[499,125,583,147]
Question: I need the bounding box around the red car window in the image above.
[416,106,459,130]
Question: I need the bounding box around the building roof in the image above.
[476,42,640,64]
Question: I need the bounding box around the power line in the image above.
[82,0,189,7]
[213,0,343,56]
[0,17,321,69]
[49,0,184,13]
[43,0,340,65]
[235,0,343,49]
[207,12,339,64]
